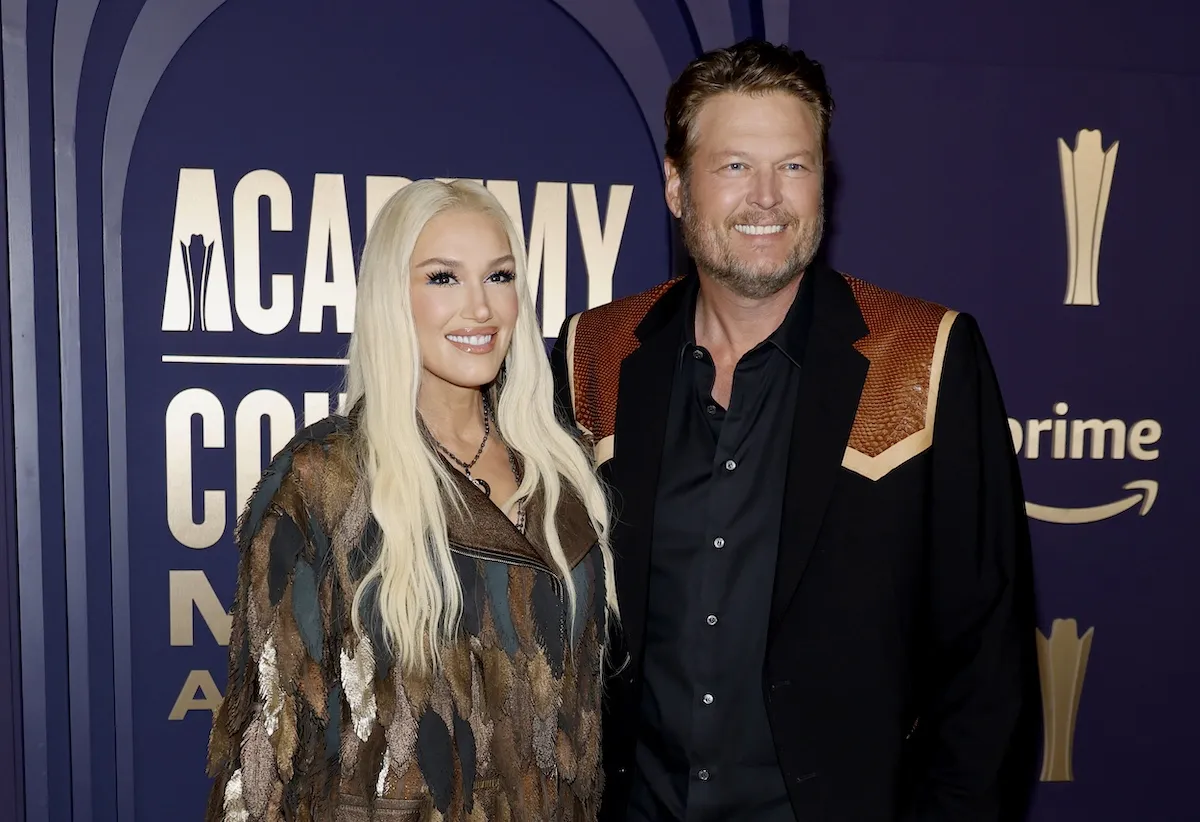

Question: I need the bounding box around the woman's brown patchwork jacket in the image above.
[203,415,610,821]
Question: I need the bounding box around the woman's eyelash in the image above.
[424,269,515,285]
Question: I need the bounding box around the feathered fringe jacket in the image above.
[203,415,611,822]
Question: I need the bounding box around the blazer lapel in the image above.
[607,276,691,666]
[769,266,870,632]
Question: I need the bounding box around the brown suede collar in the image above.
[442,461,598,572]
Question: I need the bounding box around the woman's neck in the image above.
[418,377,487,447]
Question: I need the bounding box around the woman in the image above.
[204,180,617,821]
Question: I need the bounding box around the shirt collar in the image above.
[682,268,816,368]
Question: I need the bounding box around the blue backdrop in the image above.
[2,1,1196,820]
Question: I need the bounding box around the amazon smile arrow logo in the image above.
[1010,401,1162,526]
[1026,480,1158,525]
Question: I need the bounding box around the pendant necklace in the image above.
[433,393,493,496]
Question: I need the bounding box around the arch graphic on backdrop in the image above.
[51,3,103,821]
[101,5,231,820]
[546,0,792,174]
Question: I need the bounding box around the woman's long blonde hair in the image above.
[344,179,615,675]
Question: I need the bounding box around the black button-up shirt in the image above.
[628,273,814,822]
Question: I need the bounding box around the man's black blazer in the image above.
[550,262,1040,821]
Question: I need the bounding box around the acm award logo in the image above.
[162,170,232,332]
[1058,129,1118,308]
[1036,618,1094,782]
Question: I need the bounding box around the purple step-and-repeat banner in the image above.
[3,1,1196,820]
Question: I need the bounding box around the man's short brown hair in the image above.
[664,39,834,175]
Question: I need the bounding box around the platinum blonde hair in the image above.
[344,179,616,675]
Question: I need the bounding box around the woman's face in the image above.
[409,208,520,395]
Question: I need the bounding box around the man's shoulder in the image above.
[558,278,685,448]
[571,276,685,344]
[841,272,960,337]
[838,273,971,479]
[562,276,686,379]
[839,272,964,381]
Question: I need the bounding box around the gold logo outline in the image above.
[1059,128,1118,307]
[1036,618,1094,781]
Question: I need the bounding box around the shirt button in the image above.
[698,769,710,781]
[703,693,714,705]
[692,349,704,360]
[706,404,716,415]
[713,537,725,549]
[725,459,737,471]
[706,614,718,626]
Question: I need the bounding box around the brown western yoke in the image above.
[564,273,958,481]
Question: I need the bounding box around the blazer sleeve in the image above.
[204,446,337,821]
[905,312,1040,821]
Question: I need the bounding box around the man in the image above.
[550,39,1038,821]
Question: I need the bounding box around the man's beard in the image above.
[679,184,824,300]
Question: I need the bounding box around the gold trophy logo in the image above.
[1036,618,1094,781]
[1058,129,1118,306]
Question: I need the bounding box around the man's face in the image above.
[666,91,824,299]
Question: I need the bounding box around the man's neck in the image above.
[694,271,802,362]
